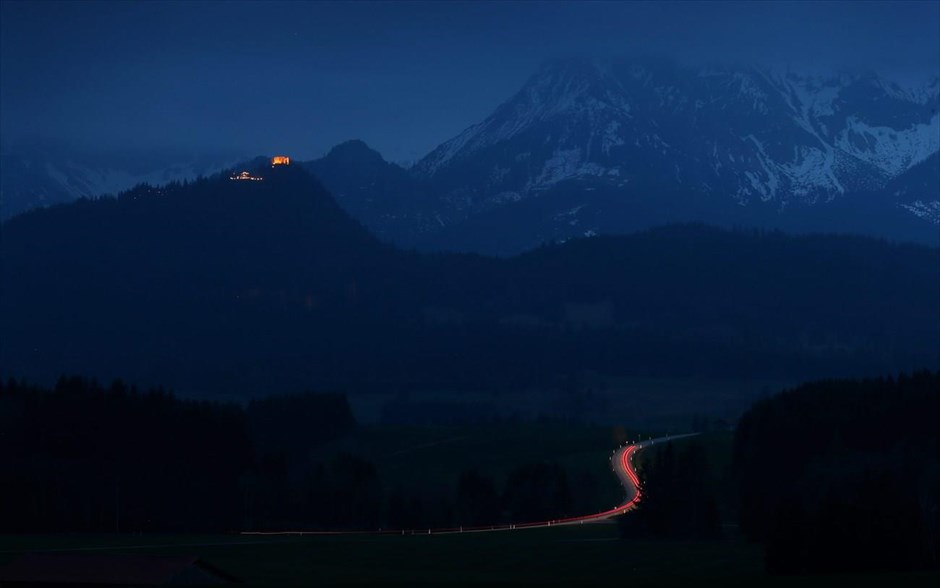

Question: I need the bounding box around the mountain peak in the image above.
[414,58,635,178]
[322,140,387,167]
[398,59,940,252]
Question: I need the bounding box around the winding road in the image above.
[241,432,698,536]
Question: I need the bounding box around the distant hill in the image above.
[302,140,438,245]
[734,371,940,573]
[1,164,937,398]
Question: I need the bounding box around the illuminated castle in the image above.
[271,155,291,166]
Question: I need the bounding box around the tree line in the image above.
[619,440,721,540]
[733,370,940,574]
[0,376,586,533]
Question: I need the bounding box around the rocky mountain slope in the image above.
[306,59,938,254]
[409,59,938,249]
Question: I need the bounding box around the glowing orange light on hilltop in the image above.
[271,155,291,166]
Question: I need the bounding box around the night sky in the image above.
[2,0,937,162]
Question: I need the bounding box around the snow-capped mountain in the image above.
[888,152,940,224]
[399,58,939,253]
[6,59,937,254]
[0,145,246,220]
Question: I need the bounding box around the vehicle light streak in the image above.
[241,433,696,536]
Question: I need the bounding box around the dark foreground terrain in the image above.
[2,528,938,587]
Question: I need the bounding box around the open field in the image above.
[309,422,648,510]
[347,376,795,429]
[0,527,752,586]
[2,528,938,587]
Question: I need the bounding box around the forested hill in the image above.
[1,164,937,398]
[734,371,940,573]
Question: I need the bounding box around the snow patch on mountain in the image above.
[554,205,585,221]
[745,135,779,201]
[528,148,613,190]
[779,146,836,198]
[877,75,940,106]
[602,120,625,154]
[729,71,770,114]
[900,200,940,224]
[836,114,940,177]
[533,148,583,188]
[782,75,842,121]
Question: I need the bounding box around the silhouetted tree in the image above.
[248,392,355,462]
[0,376,251,533]
[0,376,372,533]
[620,441,719,539]
[734,371,940,574]
[455,469,500,526]
[502,462,573,523]
[325,453,383,529]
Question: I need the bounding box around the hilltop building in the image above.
[271,155,290,166]
[229,170,262,181]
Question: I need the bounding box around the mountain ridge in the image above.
[2,164,937,399]
[3,58,937,253]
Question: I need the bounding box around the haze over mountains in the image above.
[0,144,244,220]
[3,58,937,253]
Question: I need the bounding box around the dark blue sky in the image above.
[2,0,938,162]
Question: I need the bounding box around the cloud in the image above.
[2,1,937,161]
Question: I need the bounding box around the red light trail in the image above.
[241,434,695,536]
